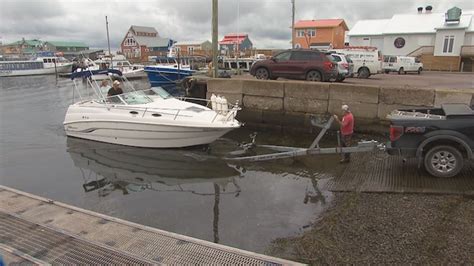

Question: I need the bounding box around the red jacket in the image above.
[341,112,354,136]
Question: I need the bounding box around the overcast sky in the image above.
[1,0,472,50]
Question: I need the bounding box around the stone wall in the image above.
[207,79,474,133]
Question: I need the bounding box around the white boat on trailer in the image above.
[63,69,241,148]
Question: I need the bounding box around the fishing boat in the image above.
[0,54,72,77]
[145,56,194,87]
[63,69,241,148]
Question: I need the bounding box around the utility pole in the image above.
[212,0,219,78]
[291,0,295,49]
[105,16,112,69]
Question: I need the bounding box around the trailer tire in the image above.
[424,145,464,178]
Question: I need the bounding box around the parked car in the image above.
[249,49,338,82]
[328,48,382,78]
[386,103,474,177]
[329,53,354,82]
[383,56,423,74]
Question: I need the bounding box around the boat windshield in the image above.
[120,91,153,104]
[150,87,172,99]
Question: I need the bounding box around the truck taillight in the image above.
[390,125,404,141]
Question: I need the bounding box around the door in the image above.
[269,51,292,76]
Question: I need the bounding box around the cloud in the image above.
[0,0,472,49]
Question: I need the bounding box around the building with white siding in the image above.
[348,6,474,71]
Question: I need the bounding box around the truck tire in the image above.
[358,67,370,79]
[398,67,405,75]
[417,67,422,75]
[424,145,464,178]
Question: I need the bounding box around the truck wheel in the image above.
[424,145,464,178]
[417,67,422,75]
[398,67,405,75]
[357,68,370,79]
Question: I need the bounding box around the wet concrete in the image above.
[326,152,474,195]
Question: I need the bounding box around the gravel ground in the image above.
[267,192,474,264]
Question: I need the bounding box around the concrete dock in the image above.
[0,185,301,265]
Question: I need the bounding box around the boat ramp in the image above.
[0,185,301,265]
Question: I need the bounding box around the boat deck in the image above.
[0,185,300,265]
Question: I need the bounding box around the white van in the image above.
[328,48,382,79]
[383,56,423,74]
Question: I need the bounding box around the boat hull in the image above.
[144,66,193,87]
[64,120,236,148]
[0,64,72,77]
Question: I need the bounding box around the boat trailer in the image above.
[225,115,385,162]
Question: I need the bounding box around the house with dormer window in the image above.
[121,25,174,61]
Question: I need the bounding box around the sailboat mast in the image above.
[105,16,113,69]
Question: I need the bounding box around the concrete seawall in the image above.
[207,79,474,134]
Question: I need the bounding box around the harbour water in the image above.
[0,75,343,253]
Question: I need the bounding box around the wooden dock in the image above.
[0,185,301,265]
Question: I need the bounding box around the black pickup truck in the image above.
[387,104,474,177]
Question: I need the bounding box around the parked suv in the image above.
[330,53,354,82]
[250,49,338,82]
[387,104,474,177]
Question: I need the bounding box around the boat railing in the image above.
[84,90,240,124]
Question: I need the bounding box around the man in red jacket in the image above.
[333,104,354,163]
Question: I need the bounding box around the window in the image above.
[443,35,454,53]
[274,51,291,61]
[331,55,342,62]
[295,43,301,48]
[290,51,310,61]
[296,30,305,37]
[307,29,316,37]
[188,46,194,54]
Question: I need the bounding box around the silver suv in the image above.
[330,53,354,82]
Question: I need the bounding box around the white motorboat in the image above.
[63,69,241,148]
[0,55,72,77]
[95,55,146,79]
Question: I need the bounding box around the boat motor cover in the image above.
[70,69,123,80]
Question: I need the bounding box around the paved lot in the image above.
[344,71,474,90]
[235,71,474,90]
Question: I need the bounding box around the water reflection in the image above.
[66,137,241,197]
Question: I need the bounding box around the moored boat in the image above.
[0,55,72,77]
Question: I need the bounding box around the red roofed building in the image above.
[219,33,253,56]
[293,19,349,49]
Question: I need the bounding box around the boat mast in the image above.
[105,16,113,69]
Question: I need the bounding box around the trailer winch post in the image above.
[309,116,334,149]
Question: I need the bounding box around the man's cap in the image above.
[342,104,349,111]
[113,80,120,85]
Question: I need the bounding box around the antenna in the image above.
[105,16,112,69]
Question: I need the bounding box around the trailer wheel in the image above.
[424,145,464,178]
